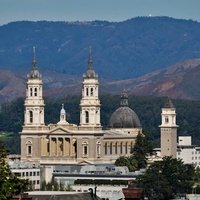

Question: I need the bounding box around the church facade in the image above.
[20,49,142,165]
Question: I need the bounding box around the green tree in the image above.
[137,157,195,199]
[132,130,153,169]
[115,156,138,172]
[0,146,29,200]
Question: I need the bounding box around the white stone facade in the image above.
[20,50,142,165]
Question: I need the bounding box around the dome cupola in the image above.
[109,92,141,128]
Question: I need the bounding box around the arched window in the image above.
[34,88,37,96]
[30,88,33,96]
[91,88,94,96]
[105,142,108,155]
[82,142,88,157]
[165,116,169,123]
[26,141,32,155]
[29,111,33,123]
[85,111,89,123]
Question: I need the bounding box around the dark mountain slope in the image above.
[1,17,200,79]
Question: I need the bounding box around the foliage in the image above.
[132,130,153,169]
[2,94,200,153]
[115,129,153,171]
[0,145,30,200]
[41,180,65,191]
[137,157,195,199]
[115,156,138,172]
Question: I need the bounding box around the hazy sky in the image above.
[0,0,200,25]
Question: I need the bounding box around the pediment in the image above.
[49,127,72,135]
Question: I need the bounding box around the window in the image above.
[82,142,88,157]
[120,142,123,154]
[37,172,39,176]
[30,88,33,96]
[91,88,94,96]
[115,142,118,154]
[28,145,32,155]
[29,111,33,123]
[30,172,32,176]
[86,88,89,96]
[34,88,37,96]
[26,172,28,176]
[33,172,36,176]
[85,111,89,123]
[105,143,108,155]
[125,142,128,154]
[37,180,40,185]
[165,117,169,123]
[110,142,112,155]
[26,141,32,156]
[84,146,87,155]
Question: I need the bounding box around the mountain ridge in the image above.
[1,58,200,103]
[1,17,200,79]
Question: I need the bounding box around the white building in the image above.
[177,136,200,166]
[8,156,41,190]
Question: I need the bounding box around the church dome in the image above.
[109,92,141,128]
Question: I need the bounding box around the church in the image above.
[20,48,143,165]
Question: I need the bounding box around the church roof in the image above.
[28,47,42,79]
[164,97,174,108]
[84,47,97,78]
[109,92,141,128]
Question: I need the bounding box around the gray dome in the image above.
[109,92,141,128]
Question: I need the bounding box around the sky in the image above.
[0,0,200,25]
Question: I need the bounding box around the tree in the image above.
[0,146,29,200]
[115,129,153,171]
[137,157,195,199]
[115,156,138,172]
[132,130,153,169]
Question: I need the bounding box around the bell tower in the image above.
[159,97,178,158]
[24,47,45,126]
[80,48,101,128]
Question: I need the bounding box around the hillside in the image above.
[1,58,200,103]
[1,17,200,79]
[107,59,200,100]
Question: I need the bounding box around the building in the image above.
[177,136,200,166]
[20,48,142,165]
[9,156,40,190]
[159,97,178,158]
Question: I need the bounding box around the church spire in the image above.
[87,46,93,70]
[32,46,37,70]
[84,47,97,78]
[28,47,41,79]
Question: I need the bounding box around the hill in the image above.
[1,17,200,79]
[1,58,200,102]
[107,58,200,100]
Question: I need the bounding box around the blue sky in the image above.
[0,0,200,25]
